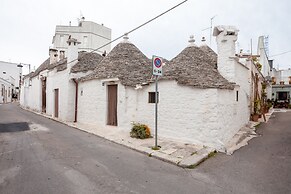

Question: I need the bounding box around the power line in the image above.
[269,50,291,58]
[66,0,189,66]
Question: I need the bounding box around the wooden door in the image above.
[41,78,46,113]
[54,89,59,118]
[107,85,118,126]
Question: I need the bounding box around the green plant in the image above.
[130,122,151,139]
[261,82,267,90]
[267,101,273,109]
[256,62,262,71]
[254,100,261,114]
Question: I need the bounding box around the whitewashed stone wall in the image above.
[77,79,248,149]
[20,77,30,107]
[27,77,42,111]
[46,69,74,121]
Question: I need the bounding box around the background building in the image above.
[52,19,112,58]
[0,61,22,103]
[271,68,291,107]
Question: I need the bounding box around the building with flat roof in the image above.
[52,19,111,57]
[0,61,22,102]
[271,68,291,107]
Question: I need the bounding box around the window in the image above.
[148,92,159,103]
[236,91,239,102]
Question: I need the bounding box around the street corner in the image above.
[178,147,216,168]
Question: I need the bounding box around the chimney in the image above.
[213,25,239,82]
[67,36,80,69]
[59,50,65,60]
[49,48,58,64]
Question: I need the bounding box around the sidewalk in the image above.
[224,108,275,155]
[65,122,216,168]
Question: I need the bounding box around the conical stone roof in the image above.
[80,41,152,87]
[163,45,235,90]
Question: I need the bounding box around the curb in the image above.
[19,105,215,168]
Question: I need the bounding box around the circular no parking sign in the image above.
[154,58,162,68]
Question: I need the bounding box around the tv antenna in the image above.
[202,15,217,48]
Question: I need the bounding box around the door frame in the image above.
[54,88,59,118]
[41,77,47,113]
[107,84,118,126]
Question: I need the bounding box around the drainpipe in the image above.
[72,78,78,122]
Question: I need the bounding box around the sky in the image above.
[1,0,291,74]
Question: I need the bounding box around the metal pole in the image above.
[210,18,212,48]
[155,75,158,148]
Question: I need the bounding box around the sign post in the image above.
[152,56,163,149]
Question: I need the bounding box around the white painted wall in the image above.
[78,79,107,127]
[46,69,71,121]
[78,79,249,150]
[20,76,31,107]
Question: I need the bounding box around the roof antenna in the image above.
[201,15,217,48]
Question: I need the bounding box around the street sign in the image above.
[152,56,163,76]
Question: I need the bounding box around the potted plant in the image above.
[252,100,261,122]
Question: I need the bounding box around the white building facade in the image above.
[271,68,291,106]
[52,20,111,57]
[0,61,22,102]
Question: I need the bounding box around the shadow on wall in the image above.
[0,122,30,133]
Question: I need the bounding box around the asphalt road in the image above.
[0,103,290,194]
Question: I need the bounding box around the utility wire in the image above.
[66,0,189,66]
[269,50,291,58]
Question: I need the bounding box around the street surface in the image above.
[0,103,290,194]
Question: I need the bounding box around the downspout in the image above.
[72,78,78,122]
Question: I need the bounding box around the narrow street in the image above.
[0,103,290,194]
